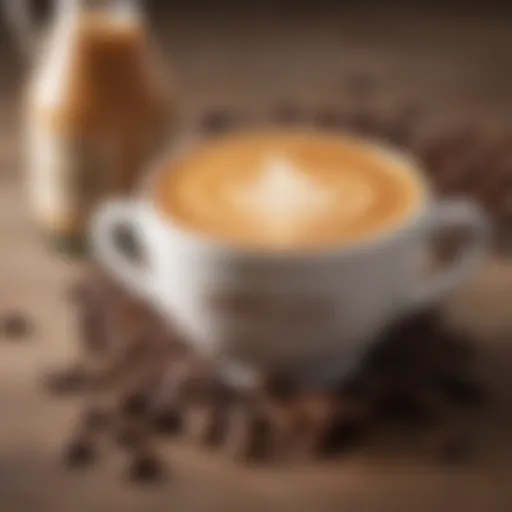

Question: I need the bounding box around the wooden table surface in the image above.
[0,6,511,512]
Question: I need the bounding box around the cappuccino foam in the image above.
[155,131,424,250]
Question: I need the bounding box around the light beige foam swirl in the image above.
[227,157,375,245]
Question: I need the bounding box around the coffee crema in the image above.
[155,131,424,250]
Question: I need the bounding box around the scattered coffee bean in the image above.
[292,419,335,459]
[379,392,425,423]
[273,103,303,125]
[313,108,347,130]
[339,375,366,397]
[397,101,423,125]
[82,407,110,432]
[64,438,96,468]
[386,121,414,147]
[128,451,165,483]
[436,432,473,465]
[183,404,225,446]
[56,262,489,468]
[224,404,261,462]
[418,136,456,173]
[260,373,296,402]
[347,109,381,136]
[152,409,182,436]
[495,219,512,254]
[115,424,145,450]
[200,109,237,135]
[436,155,471,195]
[323,417,366,454]
[494,188,512,219]
[202,406,227,447]
[42,366,90,395]
[1,312,33,340]
[380,392,439,426]
[249,416,271,461]
[79,310,107,353]
[435,376,487,408]
[344,72,378,99]
[385,104,422,147]
[120,393,149,418]
[66,282,89,305]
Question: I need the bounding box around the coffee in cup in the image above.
[155,131,424,250]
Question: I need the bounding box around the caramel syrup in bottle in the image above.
[25,2,173,255]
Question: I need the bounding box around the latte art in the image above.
[232,157,336,221]
[230,157,337,243]
[228,157,377,246]
[155,131,424,250]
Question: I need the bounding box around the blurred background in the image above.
[2,0,512,128]
[0,1,511,511]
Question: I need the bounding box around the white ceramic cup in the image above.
[91,138,489,388]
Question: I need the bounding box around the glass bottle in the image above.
[5,0,174,255]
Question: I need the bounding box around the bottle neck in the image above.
[59,0,143,21]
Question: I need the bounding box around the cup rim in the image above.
[138,128,432,261]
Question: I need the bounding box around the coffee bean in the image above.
[183,404,226,446]
[379,393,431,424]
[120,393,149,418]
[347,109,381,136]
[82,408,110,432]
[417,137,454,172]
[291,402,338,458]
[322,417,366,454]
[1,312,33,340]
[495,219,512,254]
[398,101,423,124]
[273,103,303,125]
[386,122,413,147]
[249,416,272,460]
[384,103,422,146]
[261,373,296,402]
[224,405,262,462]
[66,282,89,305]
[152,410,182,436]
[202,407,228,447]
[66,262,488,465]
[276,392,337,457]
[115,424,145,449]
[64,438,96,468]
[42,366,90,395]
[339,375,366,397]
[495,190,512,219]
[128,452,166,483]
[200,109,237,135]
[295,392,338,424]
[435,376,487,407]
[344,72,378,99]
[435,154,471,194]
[181,371,227,407]
[314,108,347,130]
[79,310,107,353]
[444,333,476,369]
[436,432,473,465]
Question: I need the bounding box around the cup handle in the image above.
[90,199,153,299]
[411,199,490,308]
